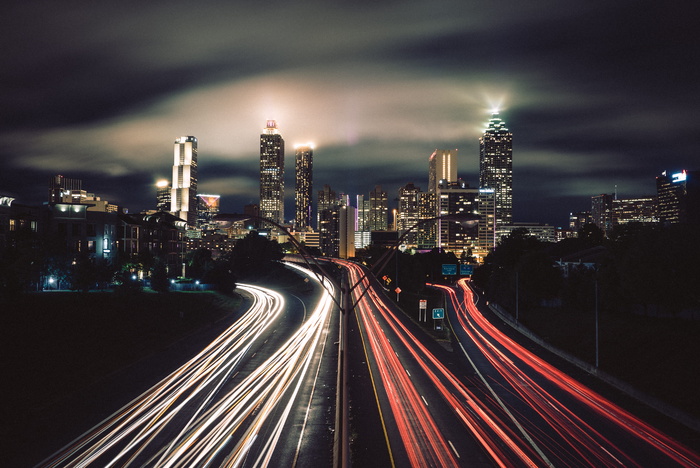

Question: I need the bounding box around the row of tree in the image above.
[471,223,700,318]
[0,229,284,299]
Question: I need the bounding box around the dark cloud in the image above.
[2,1,700,227]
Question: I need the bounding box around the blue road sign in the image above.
[460,264,474,275]
[432,308,445,319]
[442,264,457,275]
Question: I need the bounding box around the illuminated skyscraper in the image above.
[171,136,198,227]
[398,183,421,247]
[260,120,285,225]
[429,149,458,192]
[656,170,700,225]
[156,180,171,212]
[295,143,313,230]
[368,185,388,231]
[479,112,512,226]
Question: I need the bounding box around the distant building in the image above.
[368,185,388,231]
[294,144,313,230]
[479,112,513,226]
[569,211,592,233]
[497,222,557,244]
[196,194,220,231]
[417,192,437,250]
[171,136,198,227]
[48,174,83,204]
[613,197,657,225]
[156,180,171,212]
[397,183,421,247]
[478,188,496,253]
[436,180,479,254]
[429,149,458,193]
[656,170,700,225]
[259,120,285,225]
[591,194,613,234]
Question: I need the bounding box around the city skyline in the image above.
[2,2,699,227]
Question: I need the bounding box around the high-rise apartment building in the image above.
[260,120,285,225]
[171,136,198,227]
[294,144,313,230]
[429,149,458,193]
[368,185,388,231]
[479,112,513,226]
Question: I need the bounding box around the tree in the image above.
[150,257,170,293]
[229,231,284,277]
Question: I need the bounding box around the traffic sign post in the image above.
[419,299,427,322]
[442,264,457,276]
[433,307,445,330]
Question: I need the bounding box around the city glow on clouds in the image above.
[2,1,699,225]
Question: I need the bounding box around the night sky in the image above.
[2,1,699,227]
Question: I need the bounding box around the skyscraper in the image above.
[156,180,171,212]
[398,183,422,247]
[656,170,700,225]
[294,143,313,230]
[260,120,285,225]
[171,136,198,227]
[479,112,513,226]
[368,185,388,231]
[429,149,458,193]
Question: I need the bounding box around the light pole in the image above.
[595,278,599,368]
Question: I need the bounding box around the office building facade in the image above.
[260,120,285,225]
[479,112,513,226]
[294,144,313,230]
[171,136,198,227]
[429,149,458,193]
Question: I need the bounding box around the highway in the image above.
[433,277,700,467]
[339,257,700,467]
[38,263,337,468]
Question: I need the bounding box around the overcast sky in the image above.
[2,0,699,227]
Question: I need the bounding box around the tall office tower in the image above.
[354,194,371,249]
[317,184,336,229]
[437,180,479,253]
[478,188,496,252]
[294,144,314,230]
[339,205,357,259]
[479,112,513,226]
[260,120,285,225]
[156,180,171,212]
[368,185,388,231]
[196,194,220,230]
[428,149,458,193]
[49,174,82,204]
[398,183,422,247]
[591,194,613,234]
[656,170,700,225]
[417,192,437,249]
[171,136,198,227]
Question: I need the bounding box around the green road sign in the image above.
[432,308,445,319]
